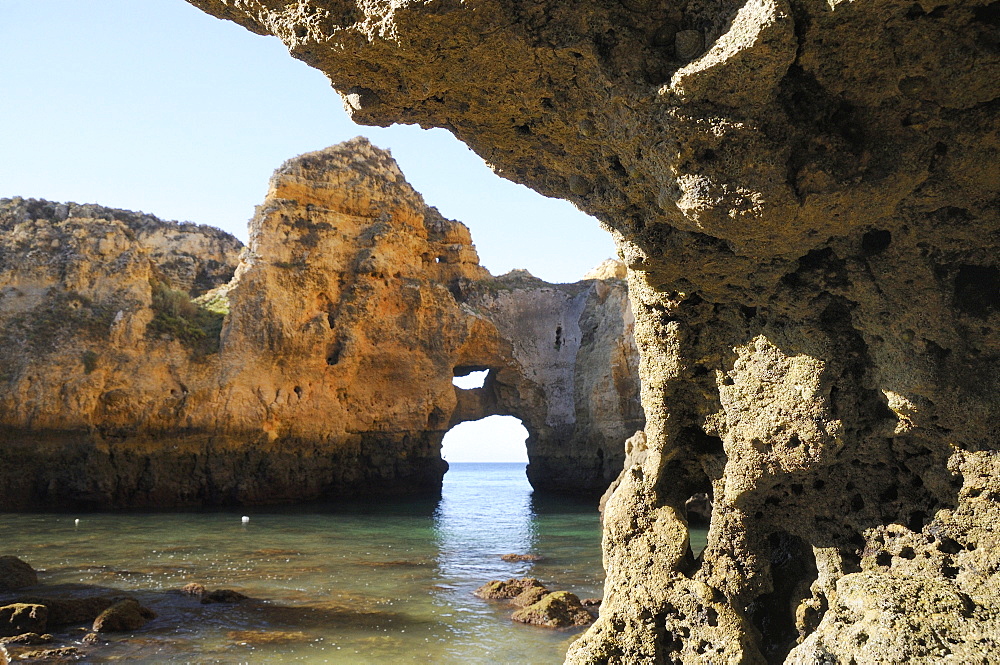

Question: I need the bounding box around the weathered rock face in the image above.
[0,139,640,507]
[186,1,1000,662]
[461,269,641,493]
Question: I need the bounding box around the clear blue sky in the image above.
[0,0,614,284]
[0,0,616,462]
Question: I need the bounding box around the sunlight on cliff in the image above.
[442,415,528,463]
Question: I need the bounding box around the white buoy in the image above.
[74,518,80,526]
[241,516,250,523]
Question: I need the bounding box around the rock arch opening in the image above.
[441,415,529,464]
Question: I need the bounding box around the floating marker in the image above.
[74,519,80,526]
[241,516,250,523]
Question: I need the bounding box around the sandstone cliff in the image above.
[0,139,640,508]
[186,1,1000,662]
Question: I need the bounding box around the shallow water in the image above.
[0,463,707,663]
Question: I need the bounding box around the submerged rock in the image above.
[500,553,543,563]
[0,557,37,592]
[227,630,311,645]
[511,591,593,629]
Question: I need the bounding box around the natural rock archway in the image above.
[186,0,1000,662]
[0,139,641,507]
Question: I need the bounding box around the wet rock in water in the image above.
[512,586,549,608]
[511,591,594,629]
[227,630,311,645]
[91,599,156,633]
[500,553,543,563]
[474,578,546,600]
[0,557,37,592]
[80,633,103,645]
[200,589,248,604]
[15,646,81,661]
[0,633,51,646]
[0,605,47,638]
[179,583,206,597]
[14,597,115,627]
[580,598,602,608]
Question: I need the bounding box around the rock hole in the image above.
[554,325,563,350]
[876,552,892,567]
[441,415,528,463]
[850,494,865,511]
[936,537,963,554]
[974,1,1000,25]
[452,367,490,389]
[293,386,302,397]
[954,265,1000,318]
[861,229,892,256]
[786,434,802,448]
[879,485,899,502]
[907,511,928,532]
[326,342,342,366]
[900,546,916,560]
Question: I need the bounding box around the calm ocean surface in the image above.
[0,463,707,663]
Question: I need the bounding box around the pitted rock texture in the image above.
[0,138,640,507]
[187,0,1000,662]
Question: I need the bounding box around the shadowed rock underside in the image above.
[186,0,1000,662]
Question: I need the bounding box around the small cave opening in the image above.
[746,532,820,664]
[441,415,528,464]
[954,264,1000,318]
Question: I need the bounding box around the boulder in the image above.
[91,599,156,633]
[511,586,548,608]
[14,596,114,627]
[511,591,593,629]
[0,557,37,592]
[0,605,47,638]
[200,589,247,604]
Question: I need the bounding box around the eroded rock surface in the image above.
[186,0,1000,662]
[0,139,640,507]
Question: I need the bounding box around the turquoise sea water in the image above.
[0,463,707,663]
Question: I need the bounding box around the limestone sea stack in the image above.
[0,138,641,508]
